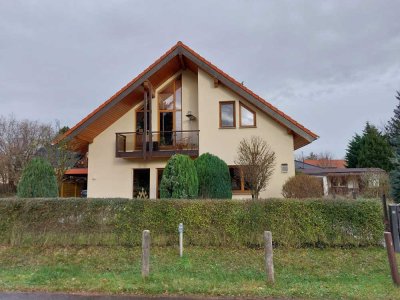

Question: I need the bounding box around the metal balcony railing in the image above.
[116,130,199,158]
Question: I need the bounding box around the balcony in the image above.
[116,130,200,158]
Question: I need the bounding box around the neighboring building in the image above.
[59,42,318,199]
[304,159,346,169]
[296,160,386,197]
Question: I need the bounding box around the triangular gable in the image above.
[60,41,318,151]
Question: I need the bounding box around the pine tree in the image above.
[345,134,362,168]
[385,91,400,146]
[357,123,394,172]
[17,157,59,198]
[390,137,400,203]
[160,154,198,199]
[195,153,232,199]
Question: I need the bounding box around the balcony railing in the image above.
[116,130,200,158]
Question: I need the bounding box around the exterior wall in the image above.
[88,68,295,199]
[88,70,197,199]
[197,69,295,198]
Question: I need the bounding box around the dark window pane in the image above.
[229,167,241,190]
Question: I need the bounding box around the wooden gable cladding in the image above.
[67,58,183,151]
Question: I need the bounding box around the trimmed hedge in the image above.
[0,198,383,248]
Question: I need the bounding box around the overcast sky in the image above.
[1,0,399,158]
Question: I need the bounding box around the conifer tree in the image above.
[345,133,362,168]
[357,123,393,172]
[346,123,393,171]
[17,157,59,198]
[385,91,400,146]
[390,137,400,203]
[195,153,232,199]
[160,154,198,199]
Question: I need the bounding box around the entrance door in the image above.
[133,169,150,198]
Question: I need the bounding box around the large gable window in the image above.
[158,76,182,146]
[239,103,256,127]
[219,101,236,128]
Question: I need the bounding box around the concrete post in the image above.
[142,230,150,278]
[264,231,275,284]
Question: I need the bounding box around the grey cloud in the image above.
[0,0,399,157]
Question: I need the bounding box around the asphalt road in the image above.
[0,293,271,300]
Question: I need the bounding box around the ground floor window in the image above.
[133,168,150,198]
[228,166,251,194]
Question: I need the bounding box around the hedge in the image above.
[0,198,383,248]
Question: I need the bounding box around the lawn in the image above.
[0,246,399,299]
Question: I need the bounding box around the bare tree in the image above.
[41,122,79,190]
[315,151,335,168]
[0,115,53,192]
[235,136,276,200]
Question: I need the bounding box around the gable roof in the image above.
[59,41,318,151]
[304,159,347,169]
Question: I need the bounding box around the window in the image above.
[219,101,236,128]
[229,166,251,193]
[239,103,256,127]
[281,163,288,173]
[158,76,182,146]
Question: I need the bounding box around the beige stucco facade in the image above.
[88,68,295,199]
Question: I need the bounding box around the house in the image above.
[59,42,318,199]
[303,159,346,169]
[295,160,386,197]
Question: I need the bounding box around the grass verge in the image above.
[0,246,398,299]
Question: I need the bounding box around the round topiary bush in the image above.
[195,153,232,199]
[160,154,198,199]
[17,157,59,198]
[282,174,323,198]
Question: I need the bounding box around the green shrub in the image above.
[195,153,232,199]
[282,174,324,198]
[0,198,383,248]
[160,154,198,199]
[17,157,58,198]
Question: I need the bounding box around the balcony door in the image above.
[158,75,182,147]
[135,105,150,150]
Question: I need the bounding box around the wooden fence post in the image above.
[142,230,150,278]
[384,231,400,286]
[264,231,275,284]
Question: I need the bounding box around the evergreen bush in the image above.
[160,154,198,199]
[17,157,58,198]
[195,153,232,199]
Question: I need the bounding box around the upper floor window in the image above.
[219,101,236,128]
[239,103,256,127]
